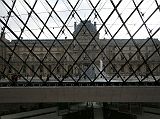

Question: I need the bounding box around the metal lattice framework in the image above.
[0,0,160,86]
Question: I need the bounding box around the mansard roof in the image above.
[8,38,160,47]
[100,38,160,46]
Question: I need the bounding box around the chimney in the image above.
[74,22,77,31]
[0,27,5,39]
[94,22,96,28]
[0,32,5,39]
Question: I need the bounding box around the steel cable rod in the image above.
[77,0,124,82]
[0,0,37,83]
[1,0,45,83]
[8,0,69,82]
[39,0,60,30]
[90,0,159,83]
[131,0,158,82]
[23,0,79,82]
[65,0,110,82]
[108,5,160,82]
[46,0,114,83]
[18,0,50,39]
[107,1,160,82]
[65,0,113,82]
[61,0,102,82]
[0,0,159,86]
[1,0,58,82]
[34,0,84,80]
[40,0,86,82]
[23,0,60,82]
[46,0,102,82]
[1,2,31,39]
[4,0,42,82]
[24,0,91,82]
[1,0,16,34]
[88,0,139,82]
[125,26,160,82]
[86,0,144,82]
[110,0,156,82]
[0,20,32,83]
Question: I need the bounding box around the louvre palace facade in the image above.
[0,20,160,80]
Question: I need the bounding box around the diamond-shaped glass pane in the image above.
[0,0,160,86]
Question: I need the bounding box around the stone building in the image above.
[0,20,160,80]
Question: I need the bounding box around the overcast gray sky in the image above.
[0,0,160,40]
